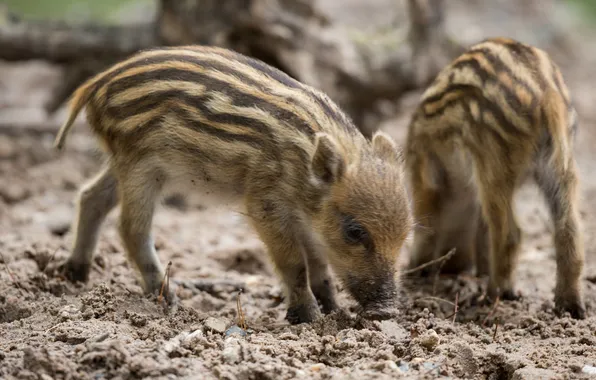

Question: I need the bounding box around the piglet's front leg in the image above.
[245,194,321,324]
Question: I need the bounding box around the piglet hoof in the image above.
[59,259,90,284]
[360,306,398,321]
[487,286,520,304]
[555,298,586,320]
[285,302,322,324]
[149,281,179,310]
[500,289,521,301]
[312,289,339,315]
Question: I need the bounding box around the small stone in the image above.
[182,329,204,349]
[204,317,227,334]
[222,336,242,364]
[245,275,262,287]
[385,360,399,370]
[224,325,247,338]
[311,363,326,372]
[417,329,440,351]
[379,320,408,340]
[398,362,409,372]
[59,304,81,321]
[582,365,596,375]
[512,367,557,380]
[0,183,30,204]
[422,362,439,371]
[163,332,188,356]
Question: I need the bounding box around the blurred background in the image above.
[1,0,595,139]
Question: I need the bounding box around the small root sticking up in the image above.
[236,288,248,330]
[492,318,499,342]
[157,261,173,305]
[42,247,60,274]
[403,248,457,276]
[452,291,459,324]
[444,291,460,323]
[432,248,451,296]
[482,295,500,327]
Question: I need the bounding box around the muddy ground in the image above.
[1,1,596,379]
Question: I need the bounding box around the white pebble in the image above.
[222,337,242,364]
[583,365,596,375]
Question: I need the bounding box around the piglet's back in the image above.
[55,45,363,170]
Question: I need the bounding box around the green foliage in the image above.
[2,0,155,24]
[568,0,596,21]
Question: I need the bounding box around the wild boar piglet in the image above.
[53,45,413,324]
[405,37,585,319]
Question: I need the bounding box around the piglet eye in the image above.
[341,215,370,246]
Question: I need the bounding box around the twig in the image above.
[236,289,248,330]
[452,291,459,324]
[402,248,456,275]
[432,248,450,295]
[157,261,173,304]
[42,247,60,273]
[482,295,500,327]
[492,318,499,342]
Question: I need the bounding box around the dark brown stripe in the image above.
[462,101,511,158]
[176,47,354,132]
[451,55,536,125]
[107,67,319,138]
[421,83,482,107]
[466,47,539,99]
[108,89,278,144]
[502,41,548,91]
[421,84,524,148]
[97,52,346,135]
[174,106,269,149]
[106,69,317,139]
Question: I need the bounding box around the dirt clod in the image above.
[204,317,228,334]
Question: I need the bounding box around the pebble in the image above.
[203,317,227,334]
[379,320,408,340]
[222,336,242,364]
[59,304,81,321]
[224,325,247,338]
[182,329,204,348]
[163,332,186,354]
[311,363,326,372]
[245,275,262,287]
[417,329,440,350]
[583,365,596,375]
[512,367,557,380]
[385,360,399,370]
[0,183,30,204]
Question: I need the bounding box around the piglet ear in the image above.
[372,131,404,165]
[312,133,345,184]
